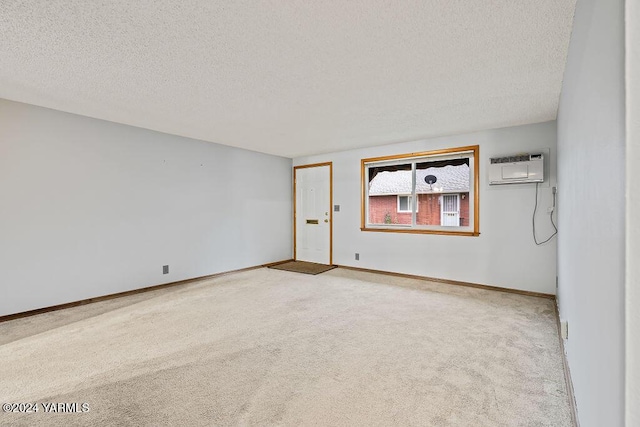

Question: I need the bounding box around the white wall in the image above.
[0,99,292,317]
[626,0,640,425]
[294,121,558,294]
[557,0,626,425]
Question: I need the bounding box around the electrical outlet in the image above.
[355,253,359,261]
[334,205,340,212]
[163,265,169,274]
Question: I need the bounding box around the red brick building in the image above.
[368,193,470,226]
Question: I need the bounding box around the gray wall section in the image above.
[557,0,626,425]
[0,99,293,317]
[294,121,558,294]
[627,0,640,424]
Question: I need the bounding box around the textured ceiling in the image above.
[0,1,576,158]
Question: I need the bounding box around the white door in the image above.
[441,194,460,226]
[295,164,331,264]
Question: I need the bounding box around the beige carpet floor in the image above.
[0,268,572,426]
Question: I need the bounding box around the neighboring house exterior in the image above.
[368,164,470,226]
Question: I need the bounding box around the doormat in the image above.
[268,261,337,275]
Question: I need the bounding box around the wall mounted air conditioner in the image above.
[489,153,544,185]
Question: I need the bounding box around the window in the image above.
[361,145,479,236]
[397,195,417,213]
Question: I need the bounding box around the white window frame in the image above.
[361,145,479,236]
[397,195,417,213]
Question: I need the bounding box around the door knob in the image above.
[324,219,329,223]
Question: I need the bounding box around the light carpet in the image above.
[0,268,572,426]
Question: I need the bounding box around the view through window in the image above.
[361,146,479,236]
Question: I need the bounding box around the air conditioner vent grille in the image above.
[490,154,532,164]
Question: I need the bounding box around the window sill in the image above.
[360,227,480,237]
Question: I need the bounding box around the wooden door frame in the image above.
[293,162,333,265]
